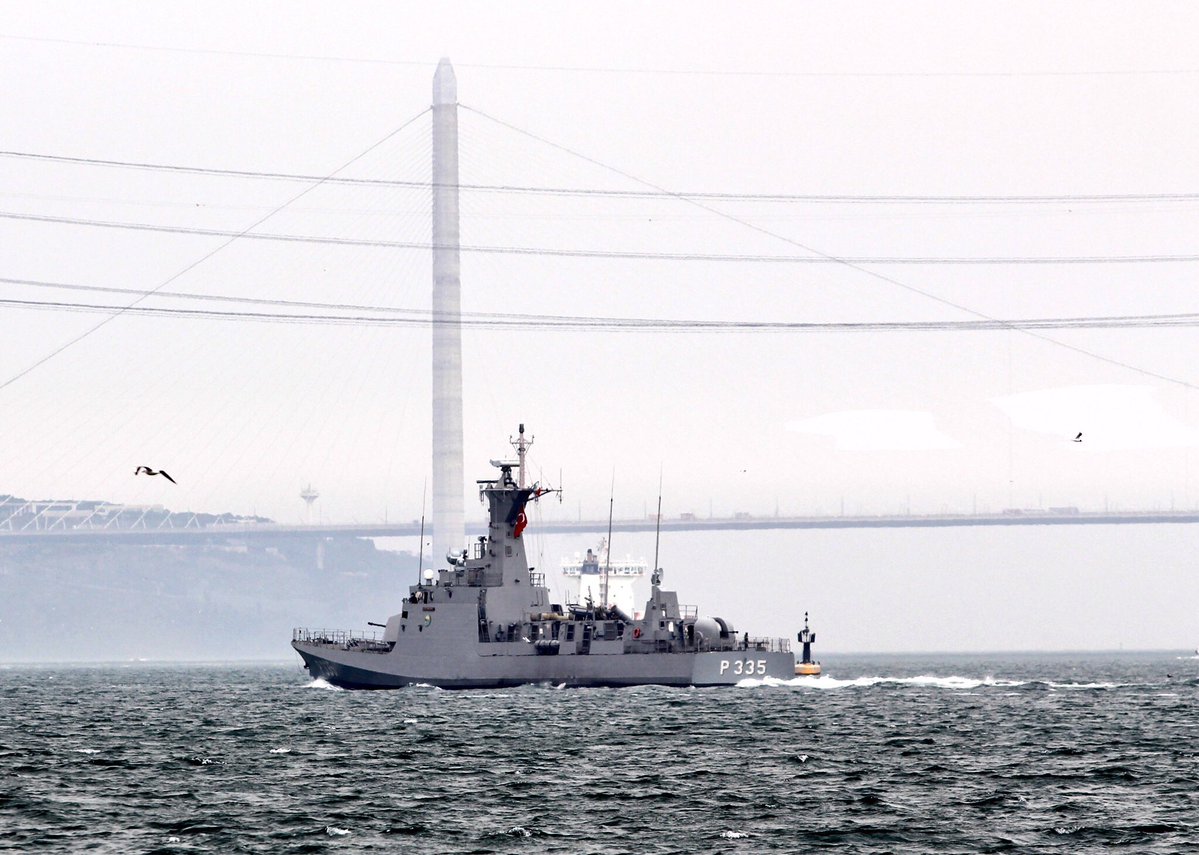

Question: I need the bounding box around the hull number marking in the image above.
[720,659,768,676]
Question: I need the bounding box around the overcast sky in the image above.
[1,1,1197,528]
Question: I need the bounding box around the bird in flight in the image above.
[135,466,176,484]
[1073,433,1083,443]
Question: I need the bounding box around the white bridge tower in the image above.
[431,58,465,564]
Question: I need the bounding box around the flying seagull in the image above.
[135,466,176,484]
[1073,433,1082,442]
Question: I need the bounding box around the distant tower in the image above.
[431,57,465,565]
[300,484,319,524]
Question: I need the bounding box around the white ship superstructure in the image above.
[562,539,645,618]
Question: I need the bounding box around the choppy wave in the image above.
[737,674,1128,691]
[738,673,1021,690]
[303,677,343,691]
[4,657,1194,854]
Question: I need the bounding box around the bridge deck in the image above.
[3,511,1199,545]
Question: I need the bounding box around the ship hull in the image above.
[294,642,793,690]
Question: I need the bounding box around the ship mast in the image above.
[510,423,533,488]
[600,468,617,609]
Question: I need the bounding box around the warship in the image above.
[292,428,796,688]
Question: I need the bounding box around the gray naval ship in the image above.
[292,429,795,688]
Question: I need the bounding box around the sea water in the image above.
[2,653,1197,853]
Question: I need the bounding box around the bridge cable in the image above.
[460,104,1199,391]
[5,295,1199,333]
[4,148,1199,204]
[0,107,431,394]
[5,34,1199,79]
[5,210,1196,265]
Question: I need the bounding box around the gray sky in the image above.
[1,0,1198,532]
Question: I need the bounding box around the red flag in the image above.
[514,511,528,538]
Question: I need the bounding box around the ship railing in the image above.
[740,637,792,653]
[292,627,392,653]
[695,639,737,653]
[690,636,792,654]
[679,605,698,619]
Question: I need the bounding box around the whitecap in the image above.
[737,674,1026,690]
[1045,681,1118,689]
[402,718,418,724]
[269,747,291,754]
[904,675,1013,690]
[167,836,181,843]
[507,825,532,837]
[325,825,351,837]
[73,748,101,754]
[720,830,750,839]
[304,678,344,692]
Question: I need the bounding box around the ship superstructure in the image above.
[292,427,795,689]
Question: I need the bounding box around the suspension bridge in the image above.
[1,57,1196,547]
